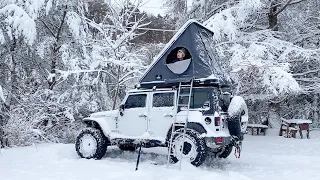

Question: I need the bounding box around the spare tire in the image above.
[227,96,248,139]
[219,92,231,112]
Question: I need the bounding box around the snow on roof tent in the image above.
[138,19,232,89]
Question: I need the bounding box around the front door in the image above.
[148,91,176,137]
[117,93,148,136]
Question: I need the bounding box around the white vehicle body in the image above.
[83,87,248,148]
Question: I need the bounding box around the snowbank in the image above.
[1,130,320,180]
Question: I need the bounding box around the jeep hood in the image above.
[89,110,119,118]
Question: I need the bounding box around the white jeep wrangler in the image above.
[75,78,248,167]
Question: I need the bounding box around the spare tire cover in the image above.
[227,96,249,134]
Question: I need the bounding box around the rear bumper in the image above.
[205,136,231,148]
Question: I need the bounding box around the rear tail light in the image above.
[215,116,221,126]
[216,137,223,143]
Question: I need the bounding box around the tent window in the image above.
[165,47,192,74]
[165,47,192,64]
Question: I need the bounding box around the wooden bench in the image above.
[247,124,268,136]
[288,127,298,138]
[279,118,312,139]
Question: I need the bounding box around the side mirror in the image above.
[119,104,125,116]
[119,104,125,111]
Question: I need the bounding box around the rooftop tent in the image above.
[139,20,231,89]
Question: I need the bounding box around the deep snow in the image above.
[1,129,320,180]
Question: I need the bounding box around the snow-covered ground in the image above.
[1,129,320,180]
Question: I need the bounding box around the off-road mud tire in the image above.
[166,123,206,145]
[169,128,208,167]
[75,128,107,159]
[217,144,233,158]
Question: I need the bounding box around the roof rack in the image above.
[136,77,226,89]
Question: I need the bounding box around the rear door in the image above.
[117,92,149,136]
[148,91,176,137]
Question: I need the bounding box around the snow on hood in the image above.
[90,110,119,118]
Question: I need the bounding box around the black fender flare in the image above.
[83,120,102,131]
[166,122,207,143]
[82,120,111,145]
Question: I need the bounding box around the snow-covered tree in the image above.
[0,0,89,147]
[35,0,88,90]
[202,0,320,126]
[0,2,38,106]
[162,0,189,28]
[55,0,149,110]
[204,0,299,96]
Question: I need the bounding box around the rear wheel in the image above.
[169,129,207,167]
[75,128,107,159]
[216,144,233,158]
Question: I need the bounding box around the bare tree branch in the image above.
[55,5,68,40]
[41,20,56,37]
[274,0,307,16]
[293,69,320,76]
[274,0,294,16]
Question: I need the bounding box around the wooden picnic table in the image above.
[279,118,312,138]
[247,124,268,136]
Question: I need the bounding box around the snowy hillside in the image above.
[1,130,320,180]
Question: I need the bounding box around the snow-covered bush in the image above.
[3,90,85,146]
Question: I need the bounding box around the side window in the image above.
[124,94,147,109]
[153,92,174,107]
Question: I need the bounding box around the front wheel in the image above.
[169,129,207,167]
[75,128,107,159]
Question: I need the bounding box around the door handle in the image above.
[139,114,147,118]
[164,114,173,118]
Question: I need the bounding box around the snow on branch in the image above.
[53,0,148,99]
[202,0,315,98]
[66,11,86,39]
[0,29,5,44]
[263,67,301,95]
[0,4,36,45]
[0,85,5,103]
[22,0,47,19]
[204,0,262,41]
